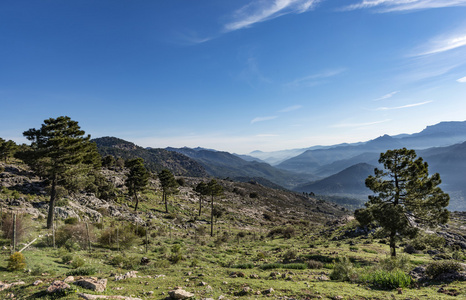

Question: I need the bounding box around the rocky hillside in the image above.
[93,137,208,177]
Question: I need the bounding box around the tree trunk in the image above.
[210,195,214,237]
[390,230,396,257]
[164,192,168,213]
[47,175,57,229]
[199,197,202,217]
[134,193,139,211]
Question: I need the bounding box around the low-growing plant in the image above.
[330,257,358,282]
[426,260,462,279]
[71,256,85,269]
[61,254,74,264]
[361,269,412,289]
[283,263,307,270]
[307,260,324,269]
[66,266,96,276]
[64,217,79,225]
[260,263,282,270]
[7,252,26,271]
[379,255,410,272]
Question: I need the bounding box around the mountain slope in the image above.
[294,163,374,196]
[166,147,316,189]
[93,137,208,177]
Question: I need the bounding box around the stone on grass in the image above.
[46,280,71,294]
[0,281,26,291]
[74,277,107,292]
[115,271,138,281]
[168,287,195,299]
[78,293,143,300]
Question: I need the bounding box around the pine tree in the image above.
[358,148,449,257]
[158,169,178,213]
[17,116,100,229]
[195,182,209,217]
[207,179,223,237]
[125,158,150,211]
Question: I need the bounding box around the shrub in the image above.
[307,260,324,269]
[7,252,26,271]
[61,254,74,264]
[66,267,96,276]
[410,233,445,250]
[260,263,282,270]
[64,217,79,225]
[426,260,462,279]
[268,227,295,239]
[282,249,297,261]
[2,214,27,244]
[362,269,412,289]
[71,257,85,269]
[330,257,358,282]
[98,225,138,250]
[379,255,410,272]
[109,255,140,269]
[169,244,183,264]
[283,263,307,270]
[56,223,93,250]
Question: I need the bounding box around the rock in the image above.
[249,274,259,279]
[140,257,150,265]
[74,277,107,292]
[46,280,71,294]
[115,271,138,281]
[33,280,43,286]
[0,281,26,291]
[316,275,330,281]
[168,287,195,299]
[64,276,75,283]
[78,293,143,300]
[262,288,274,294]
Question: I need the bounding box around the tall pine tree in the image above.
[158,169,178,213]
[125,158,149,211]
[17,116,100,229]
[358,148,449,257]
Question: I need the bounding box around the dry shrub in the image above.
[56,223,94,250]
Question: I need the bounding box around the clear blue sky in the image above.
[1,0,466,154]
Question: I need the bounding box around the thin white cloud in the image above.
[457,76,466,83]
[345,0,466,12]
[331,119,391,128]
[374,91,399,101]
[251,116,278,124]
[224,0,320,32]
[287,68,346,87]
[279,105,303,112]
[376,100,433,110]
[415,32,466,56]
[256,134,279,137]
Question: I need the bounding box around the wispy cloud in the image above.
[331,119,391,128]
[251,116,278,124]
[457,76,466,83]
[224,0,320,32]
[287,68,346,87]
[279,105,303,112]
[345,0,466,12]
[256,134,279,137]
[414,32,466,56]
[376,100,433,110]
[374,91,399,101]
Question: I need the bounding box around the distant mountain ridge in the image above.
[93,137,208,177]
[165,147,315,190]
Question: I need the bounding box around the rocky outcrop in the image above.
[168,287,195,299]
[74,277,107,292]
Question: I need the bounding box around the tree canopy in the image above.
[17,116,100,228]
[158,169,178,213]
[125,158,150,211]
[357,148,449,257]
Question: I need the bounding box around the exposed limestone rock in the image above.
[46,280,71,294]
[79,293,143,300]
[168,287,195,299]
[74,277,107,292]
[0,281,26,291]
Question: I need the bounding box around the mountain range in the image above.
[93,121,466,211]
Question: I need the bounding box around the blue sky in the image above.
[1,0,466,154]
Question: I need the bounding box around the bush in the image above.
[66,266,96,276]
[71,256,85,269]
[7,252,26,271]
[362,269,412,289]
[307,260,324,269]
[2,214,27,244]
[56,223,93,250]
[268,227,295,239]
[426,260,462,279]
[260,263,282,270]
[410,233,445,250]
[330,257,358,282]
[61,254,73,264]
[379,255,410,272]
[98,225,138,250]
[282,249,297,261]
[283,263,307,270]
[64,217,79,225]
